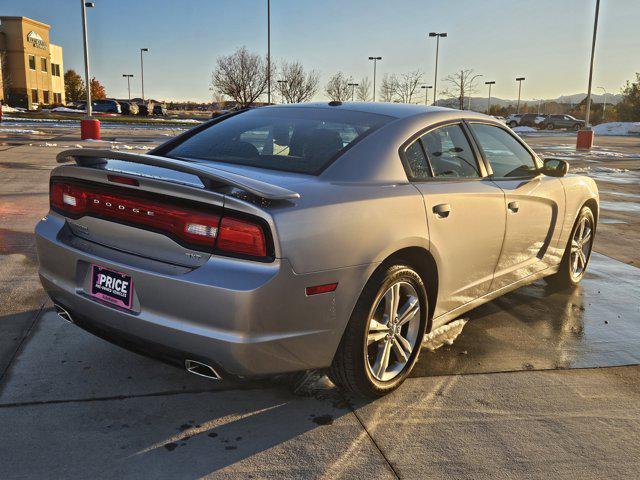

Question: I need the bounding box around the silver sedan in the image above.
[36,102,598,397]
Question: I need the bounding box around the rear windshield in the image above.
[166,107,392,174]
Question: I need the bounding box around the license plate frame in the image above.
[90,264,133,310]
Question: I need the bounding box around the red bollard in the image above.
[81,119,101,140]
[576,129,594,150]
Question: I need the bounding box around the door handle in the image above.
[433,203,451,218]
[508,201,520,213]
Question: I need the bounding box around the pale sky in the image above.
[3,0,639,102]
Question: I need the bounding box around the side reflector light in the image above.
[305,283,338,296]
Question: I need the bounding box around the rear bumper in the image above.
[36,213,372,376]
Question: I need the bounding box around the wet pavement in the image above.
[0,128,639,478]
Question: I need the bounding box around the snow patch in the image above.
[592,122,640,136]
[51,106,85,113]
[0,128,43,134]
[513,126,538,133]
[423,319,468,351]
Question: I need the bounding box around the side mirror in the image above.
[541,158,568,177]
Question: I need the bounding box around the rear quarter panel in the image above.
[556,174,599,248]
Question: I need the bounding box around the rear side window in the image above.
[469,123,537,178]
[167,107,392,174]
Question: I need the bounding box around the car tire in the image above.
[508,121,518,128]
[573,123,581,131]
[547,123,555,130]
[329,264,428,397]
[545,206,595,288]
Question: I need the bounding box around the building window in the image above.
[41,58,48,72]
[31,89,39,104]
[52,64,61,77]
[43,91,50,104]
[29,55,36,70]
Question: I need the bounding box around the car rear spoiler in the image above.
[56,149,301,200]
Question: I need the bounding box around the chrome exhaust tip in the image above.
[54,304,73,323]
[185,359,222,380]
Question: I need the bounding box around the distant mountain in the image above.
[438,93,623,111]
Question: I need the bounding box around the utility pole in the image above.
[516,77,525,114]
[277,79,287,103]
[122,74,133,101]
[485,81,495,113]
[467,74,483,110]
[428,32,447,105]
[368,57,382,101]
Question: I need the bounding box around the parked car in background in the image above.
[38,103,599,397]
[518,113,547,128]
[539,114,585,131]
[505,114,523,128]
[137,102,152,116]
[153,104,168,116]
[119,101,139,116]
[77,99,122,114]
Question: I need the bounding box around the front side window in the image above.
[470,123,537,178]
[419,124,480,179]
[167,107,392,174]
[28,55,36,70]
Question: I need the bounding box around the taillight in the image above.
[50,180,271,259]
[217,217,267,257]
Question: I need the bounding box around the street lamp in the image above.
[347,82,359,101]
[140,48,149,101]
[428,32,447,105]
[598,86,607,122]
[467,74,483,110]
[122,74,134,101]
[81,1,95,118]
[368,57,382,101]
[267,0,271,104]
[421,85,433,105]
[515,77,525,114]
[485,81,495,113]
[277,79,287,103]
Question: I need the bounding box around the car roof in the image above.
[266,101,457,119]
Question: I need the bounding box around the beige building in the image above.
[0,16,65,108]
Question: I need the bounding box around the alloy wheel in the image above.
[570,215,593,279]
[366,281,421,382]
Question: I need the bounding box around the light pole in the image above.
[515,77,525,114]
[467,74,483,110]
[421,85,433,105]
[122,74,133,101]
[537,98,542,115]
[368,57,382,101]
[277,79,287,103]
[81,1,94,117]
[140,48,149,101]
[485,81,495,113]
[584,0,600,128]
[347,82,359,101]
[598,86,607,122]
[428,32,447,106]
[267,0,271,104]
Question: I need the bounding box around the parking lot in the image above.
[1,121,639,479]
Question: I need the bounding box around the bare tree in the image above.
[325,72,351,102]
[356,77,372,101]
[441,69,477,110]
[394,71,424,103]
[0,51,11,102]
[379,74,396,102]
[276,60,319,103]
[210,47,271,108]
[211,92,227,108]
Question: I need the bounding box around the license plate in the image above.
[90,265,133,310]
